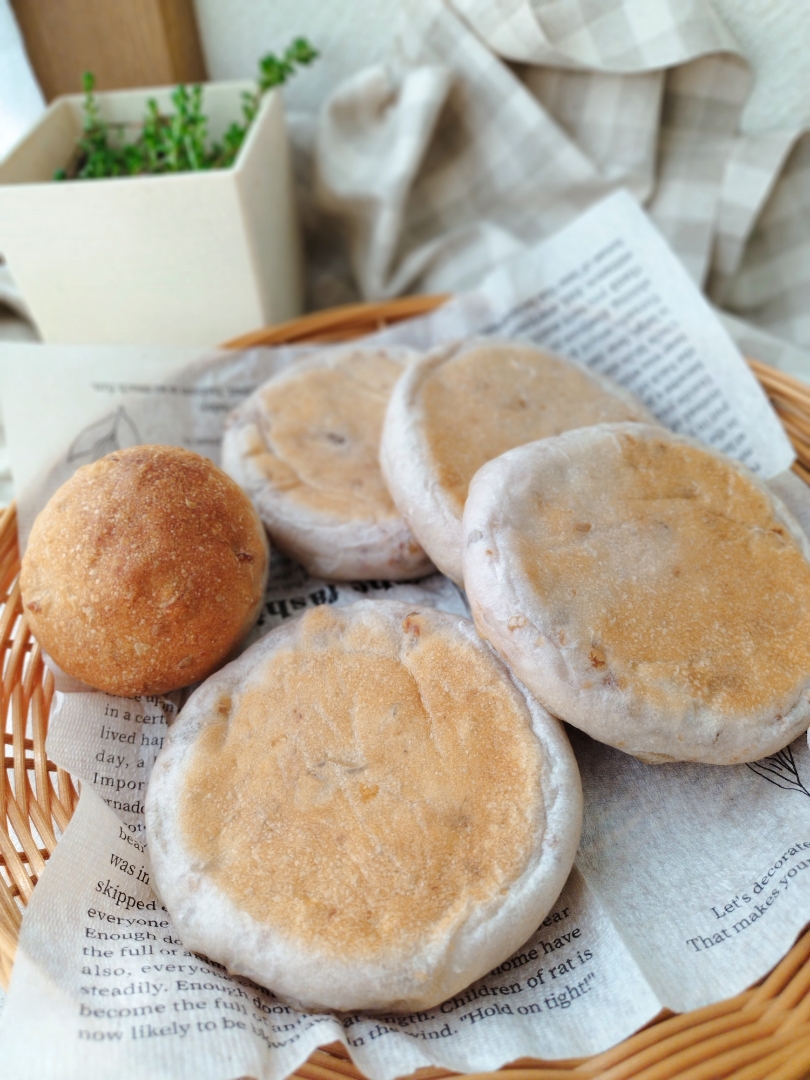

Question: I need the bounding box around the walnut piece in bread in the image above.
[21,445,269,696]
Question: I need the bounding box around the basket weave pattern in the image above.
[3,295,810,1080]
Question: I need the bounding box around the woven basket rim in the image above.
[4,293,810,1080]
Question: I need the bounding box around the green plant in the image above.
[54,37,318,181]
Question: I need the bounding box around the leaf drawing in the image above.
[67,407,141,464]
[746,745,810,797]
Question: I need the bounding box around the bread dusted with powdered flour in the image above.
[463,423,810,764]
[380,338,655,585]
[146,600,582,1013]
[222,346,432,581]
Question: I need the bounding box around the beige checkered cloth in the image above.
[310,0,810,368]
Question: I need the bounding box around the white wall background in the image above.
[192,0,399,116]
[0,0,44,159]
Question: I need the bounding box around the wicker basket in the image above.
[4,295,810,1080]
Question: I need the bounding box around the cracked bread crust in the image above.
[20,445,269,697]
[222,346,433,581]
[146,600,582,1012]
[380,338,655,585]
[463,423,810,764]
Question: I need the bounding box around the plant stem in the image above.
[54,37,318,181]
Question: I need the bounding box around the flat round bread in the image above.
[380,338,655,585]
[463,423,810,765]
[147,600,582,1013]
[222,346,433,580]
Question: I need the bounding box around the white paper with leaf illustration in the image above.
[2,191,810,1080]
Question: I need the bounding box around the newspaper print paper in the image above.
[1,193,809,1078]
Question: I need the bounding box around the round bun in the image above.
[380,338,655,584]
[146,600,582,1013]
[222,346,433,581]
[21,445,269,697]
[463,423,810,765]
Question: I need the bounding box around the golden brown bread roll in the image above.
[21,445,269,696]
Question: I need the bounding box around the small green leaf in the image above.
[57,38,317,180]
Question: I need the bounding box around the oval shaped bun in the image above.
[21,445,269,696]
[222,346,433,581]
[147,600,582,1013]
[463,423,810,764]
[381,338,655,585]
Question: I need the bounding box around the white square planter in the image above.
[0,82,303,345]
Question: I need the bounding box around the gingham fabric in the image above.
[311,0,810,364]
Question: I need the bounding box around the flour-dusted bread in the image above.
[380,338,655,585]
[463,423,810,765]
[20,445,269,697]
[222,346,433,581]
[147,600,582,1013]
